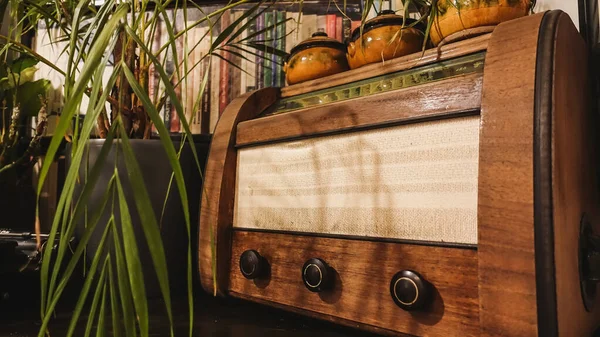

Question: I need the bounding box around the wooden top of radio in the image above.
[199,11,600,337]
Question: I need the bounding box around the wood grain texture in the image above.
[551,13,600,336]
[237,73,482,147]
[281,33,490,98]
[198,88,279,296]
[229,231,479,337]
[477,13,544,337]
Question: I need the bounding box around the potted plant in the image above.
[0,0,292,335]
[0,53,51,233]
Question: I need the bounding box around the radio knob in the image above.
[239,250,267,279]
[390,270,431,311]
[302,258,333,292]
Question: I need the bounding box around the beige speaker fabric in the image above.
[234,116,480,245]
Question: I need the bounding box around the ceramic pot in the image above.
[430,0,532,45]
[347,10,424,69]
[284,32,349,85]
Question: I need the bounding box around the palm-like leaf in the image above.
[0,0,314,336]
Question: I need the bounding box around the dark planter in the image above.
[0,167,36,232]
[67,135,210,298]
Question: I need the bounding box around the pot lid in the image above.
[350,10,425,42]
[288,32,347,59]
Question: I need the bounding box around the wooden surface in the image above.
[229,230,480,337]
[0,277,382,337]
[198,88,279,296]
[280,33,490,98]
[237,73,482,147]
[551,13,600,336]
[477,13,543,337]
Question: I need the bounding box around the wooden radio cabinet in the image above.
[198,11,600,336]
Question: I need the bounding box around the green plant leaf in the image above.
[84,258,109,337]
[65,216,114,337]
[35,3,127,198]
[124,25,202,174]
[37,175,116,337]
[114,171,149,337]
[108,260,123,337]
[15,79,51,116]
[111,214,136,337]
[116,114,175,337]
[9,54,38,74]
[95,274,108,337]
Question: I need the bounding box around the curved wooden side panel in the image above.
[198,88,279,296]
[550,13,600,336]
[478,12,544,337]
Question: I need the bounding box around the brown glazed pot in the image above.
[430,0,532,45]
[347,10,424,69]
[284,32,350,85]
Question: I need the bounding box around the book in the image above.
[229,10,243,101]
[218,10,231,115]
[240,17,248,95]
[336,16,343,41]
[162,13,173,131]
[326,14,336,38]
[317,14,326,33]
[201,57,210,134]
[209,54,220,132]
[351,20,361,35]
[301,14,317,40]
[263,11,274,88]
[342,17,352,43]
[285,11,299,53]
[169,11,183,133]
[244,17,257,93]
[274,11,284,87]
[255,13,265,89]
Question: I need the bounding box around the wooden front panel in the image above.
[229,231,479,336]
[237,73,482,147]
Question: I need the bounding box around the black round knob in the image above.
[302,258,333,292]
[239,250,267,280]
[390,270,431,311]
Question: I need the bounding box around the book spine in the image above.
[263,11,273,88]
[201,57,210,134]
[285,11,298,53]
[218,10,231,115]
[275,11,285,87]
[163,37,173,131]
[326,14,336,38]
[229,11,243,101]
[209,54,220,132]
[190,27,202,134]
[185,25,195,133]
[170,21,183,133]
[351,20,361,33]
[335,16,343,41]
[301,14,317,41]
[317,14,326,33]
[240,17,248,95]
[256,13,265,89]
[245,18,257,92]
[342,17,352,43]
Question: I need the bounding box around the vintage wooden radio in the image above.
[199,11,600,336]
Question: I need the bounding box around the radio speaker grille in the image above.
[234,116,480,245]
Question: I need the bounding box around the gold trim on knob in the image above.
[393,277,419,306]
[303,263,323,288]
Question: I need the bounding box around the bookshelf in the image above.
[32,0,413,135]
